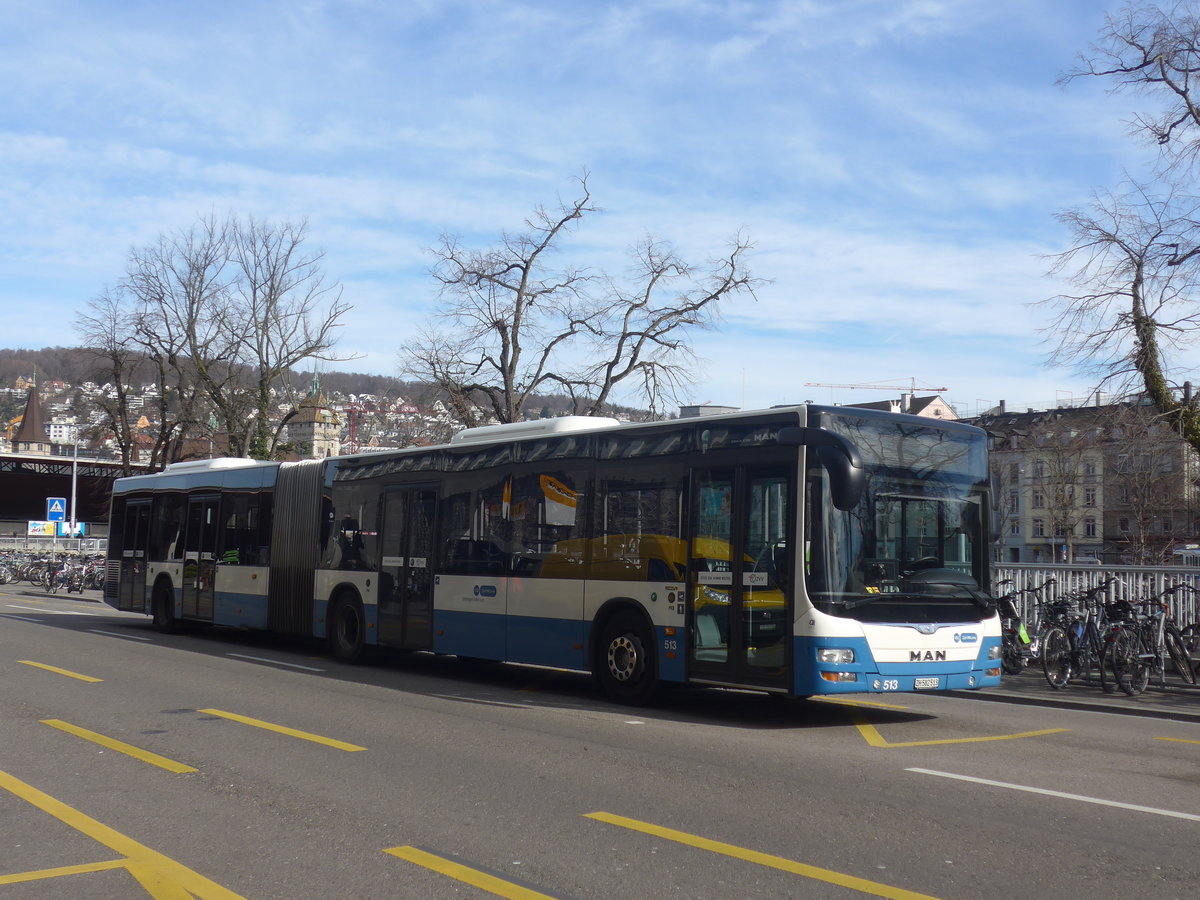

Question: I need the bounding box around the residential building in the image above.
[970,400,1200,564]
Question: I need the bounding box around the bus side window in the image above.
[151,493,185,562]
[591,470,687,582]
[510,470,587,578]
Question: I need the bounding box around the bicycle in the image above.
[44,561,64,594]
[1105,584,1197,696]
[1041,577,1119,692]
[994,578,1054,675]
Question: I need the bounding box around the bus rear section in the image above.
[103,458,283,632]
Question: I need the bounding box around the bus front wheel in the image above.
[329,595,366,664]
[151,583,179,634]
[596,611,659,706]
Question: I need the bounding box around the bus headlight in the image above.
[817,648,855,664]
[987,645,1001,660]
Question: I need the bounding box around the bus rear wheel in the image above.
[596,611,659,706]
[329,595,366,664]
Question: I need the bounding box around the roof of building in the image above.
[289,393,340,425]
[13,383,48,446]
[849,395,955,419]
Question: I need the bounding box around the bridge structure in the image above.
[0,451,134,542]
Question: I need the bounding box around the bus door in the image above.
[689,465,792,689]
[378,486,437,649]
[182,495,219,621]
[118,500,151,612]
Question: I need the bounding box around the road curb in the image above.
[950,680,1200,724]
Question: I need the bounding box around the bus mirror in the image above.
[778,427,864,511]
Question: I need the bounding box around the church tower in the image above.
[287,375,341,458]
[13,379,51,456]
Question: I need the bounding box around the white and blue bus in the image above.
[104,405,1001,703]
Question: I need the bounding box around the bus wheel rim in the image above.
[607,635,639,682]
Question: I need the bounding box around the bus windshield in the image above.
[804,412,991,623]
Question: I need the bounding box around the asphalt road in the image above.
[2,586,1199,899]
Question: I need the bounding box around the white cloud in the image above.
[0,0,1153,414]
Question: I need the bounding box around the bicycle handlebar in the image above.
[1160,583,1199,597]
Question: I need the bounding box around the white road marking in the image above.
[908,767,1200,822]
[226,653,325,672]
[89,629,154,642]
[7,605,104,616]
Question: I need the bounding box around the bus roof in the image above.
[113,457,279,494]
[449,416,622,445]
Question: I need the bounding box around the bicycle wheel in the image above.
[1183,624,1200,656]
[1109,629,1150,697]
[1001,631,1025,675]
[1041,626,1072,689]
[1098,629,1120,694]
[1080,629,1105,681]
[1164,624,1197,685]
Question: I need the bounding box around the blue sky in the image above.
[0,1,1157,416]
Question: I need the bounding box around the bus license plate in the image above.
[914,677,940,690]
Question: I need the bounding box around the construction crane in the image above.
[804,380,947,392]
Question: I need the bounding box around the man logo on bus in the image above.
[910,650,947,662]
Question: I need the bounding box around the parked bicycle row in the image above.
[0,552,106,593]
[996,576,1200,697]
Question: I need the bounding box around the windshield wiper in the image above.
[834,585,994,611]
[839,595,889,609]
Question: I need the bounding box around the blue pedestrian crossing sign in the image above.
[46,497,67,523]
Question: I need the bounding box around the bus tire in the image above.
[329,594,367,664]
[596,611,659,706]
[151,582,179,634]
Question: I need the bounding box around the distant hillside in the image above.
[0,347,654,421]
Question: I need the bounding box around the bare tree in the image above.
[1041,181,1200,452]
[227,216,352,457]
[401,176,759,425]
[1048,3,1200,453]
[106,213,351,459]
[988,454,1019,561]
[582,233,756,417]
[1064,2,1200,174]
[1102,401,1197,563]
[123,214,244,455]
[75,288,141,473]
[1028,420,1094,563]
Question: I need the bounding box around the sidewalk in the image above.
[955,668,1200,723]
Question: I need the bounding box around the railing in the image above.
[994,563,1200,628]
[0,536,107,554]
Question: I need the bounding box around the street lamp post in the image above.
[69,424,79,544]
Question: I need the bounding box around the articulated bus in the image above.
[104,405,1002,703]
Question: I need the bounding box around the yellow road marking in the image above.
[585,812,940,900]
[198,708,366,752]
[847,709,1068,748]
[0,858,126,885]
[385,845,560,899]
[41,719,197,774]
[1156,736,1200,745]
[0,767,248,899]
[815,696,911,710]
[18,660,102,682]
